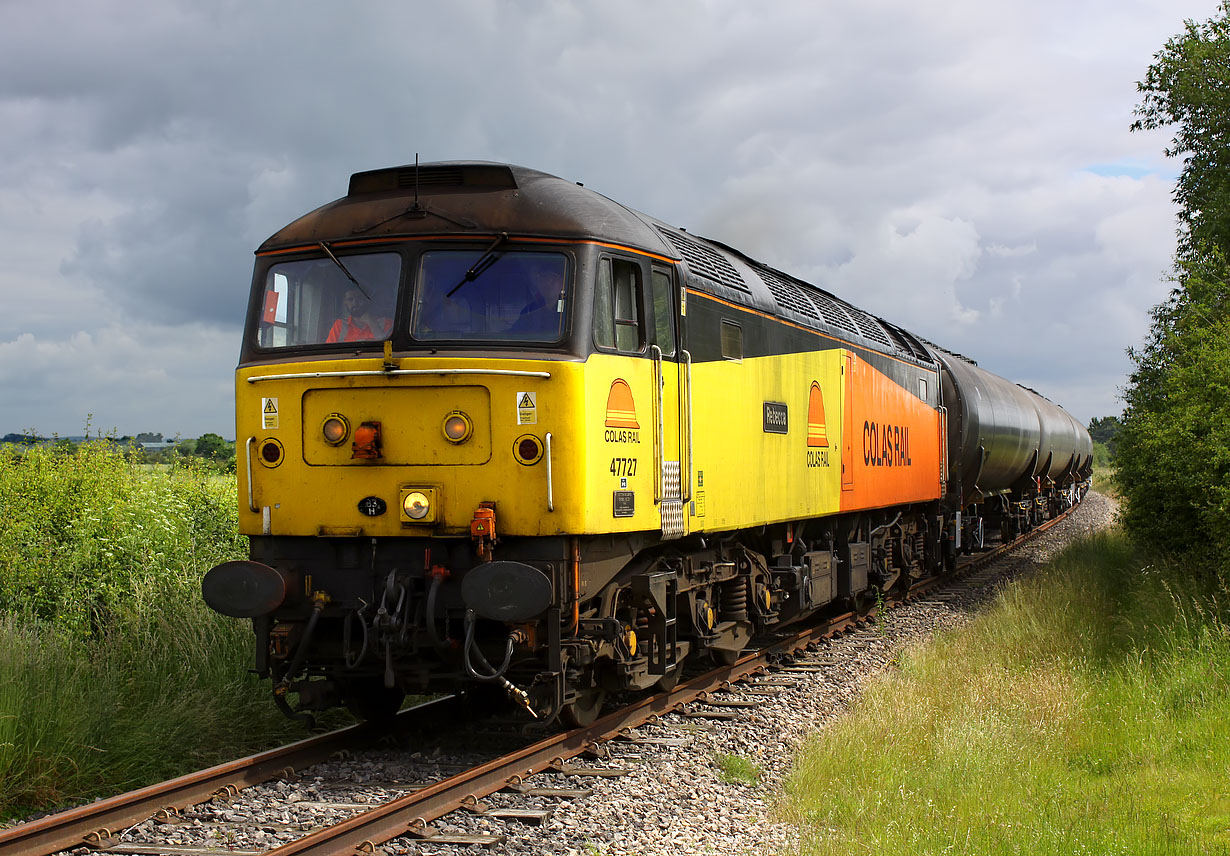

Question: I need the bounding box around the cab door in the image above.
[650,265,689,539]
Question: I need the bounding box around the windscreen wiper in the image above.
[446,232,508,298]
[318,241,372,299]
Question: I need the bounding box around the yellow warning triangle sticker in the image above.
[263,400,277,413]
[519,394,534,408]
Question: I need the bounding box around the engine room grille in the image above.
[756,267,821,321]
[842,305,895,347]
[806,290,861,333]
[657,228,750,294]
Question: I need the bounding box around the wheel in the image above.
[560,687,606,728]
[343,680,405,723]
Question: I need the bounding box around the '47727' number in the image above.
[610,457,637,477]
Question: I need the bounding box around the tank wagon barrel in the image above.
[201,160,1092,726]
[927,345,1091,546]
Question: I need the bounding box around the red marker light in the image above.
[352,421,383,460]
[515,435,543,465]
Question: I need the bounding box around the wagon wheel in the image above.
[343,679,405,723]
[560,687,607,728]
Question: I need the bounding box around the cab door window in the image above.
[593,257,644,353]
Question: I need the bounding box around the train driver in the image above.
[326,288,393,343]
[508,267,565,337]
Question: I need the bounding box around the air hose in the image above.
[462,609,537,718]
[272,592,329,728]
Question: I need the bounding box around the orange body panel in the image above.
[839,353,943,511]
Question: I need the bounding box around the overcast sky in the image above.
[0,0,1216,438]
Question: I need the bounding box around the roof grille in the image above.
[755,267,821,321]
[750,261,908,353]
[657,228,749,293]
[843,305,894,347]
[805,288,861,333]
[348,164,517,196]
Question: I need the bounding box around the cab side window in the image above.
[650,268,676,356]
[593,257,644,353]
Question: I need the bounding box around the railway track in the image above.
[2,503,1079,856]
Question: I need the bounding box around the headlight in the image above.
[322,414,350,445]
[402,490,431,521]
[442,411,473,444]
[398,487,437,524]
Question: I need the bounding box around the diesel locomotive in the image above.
[202,161,1092,726]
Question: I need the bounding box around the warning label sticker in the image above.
[517,391,537,425]
[262,397,279,429]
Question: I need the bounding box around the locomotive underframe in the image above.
[246,471,1089,727]
[244,494,1013,725]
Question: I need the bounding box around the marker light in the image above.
[258,438,284,468]
[322,414,350,445]
[442,411,473,444]
[514,434,543,466]
[351,421,382,460]
[403,491,430,520]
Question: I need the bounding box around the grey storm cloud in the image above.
[0,0,1218,436]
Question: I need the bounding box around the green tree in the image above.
[1087,416,1123,454]
[194,433,227,460]
[1116,250,1230,564]
[1121,6,1230,570]
[1132,3,1230,258]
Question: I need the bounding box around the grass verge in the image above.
[783,528,1230,855]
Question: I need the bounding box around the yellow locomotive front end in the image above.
[204,222,641,724]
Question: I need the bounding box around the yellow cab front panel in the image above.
[237,355,589,539]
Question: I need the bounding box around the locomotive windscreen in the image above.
[412,250,569,343]
[255,252,401,349]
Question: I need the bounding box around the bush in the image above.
[0,442,306,819]
[0,442,245,637]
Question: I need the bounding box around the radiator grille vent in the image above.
[657,228,749,293]
[757,268,821,321]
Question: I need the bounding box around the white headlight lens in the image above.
[403,491,430,520]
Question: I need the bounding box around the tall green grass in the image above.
[0,443,305,820]
[784,529,1230,855]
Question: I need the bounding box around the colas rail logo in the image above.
[806,381,830,467]
[605,379,640,443]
